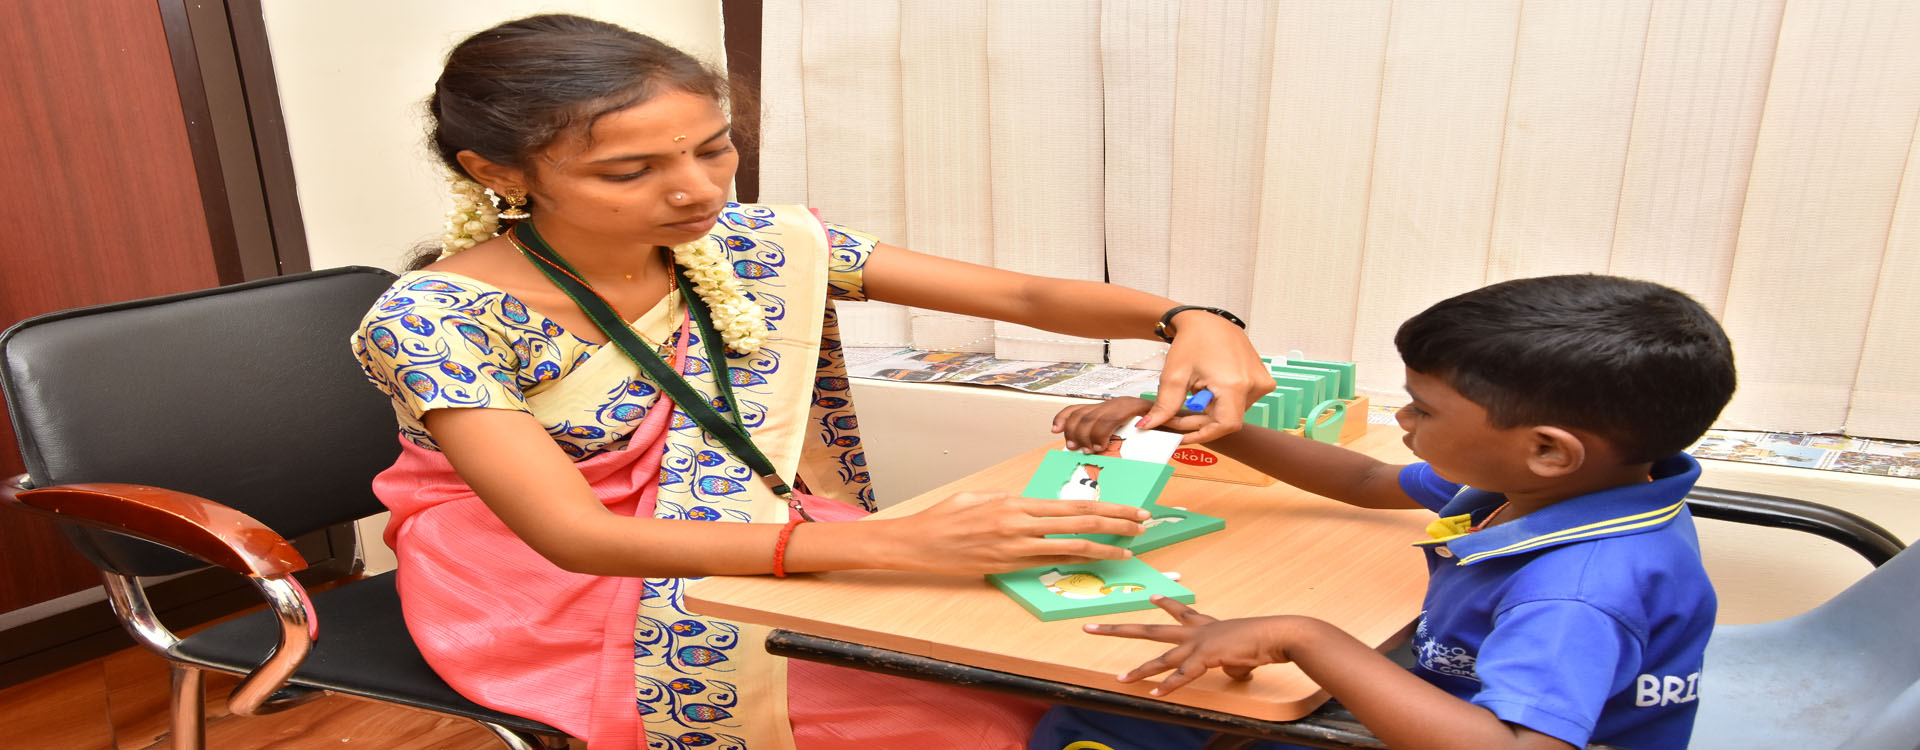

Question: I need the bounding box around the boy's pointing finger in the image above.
[1083,622,1192,644]
[1152,595,1217,626]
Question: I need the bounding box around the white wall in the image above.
[260,0,725,272]
[1692,460,1920,623]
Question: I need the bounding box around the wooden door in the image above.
[0,0,229,614]
[0,2,331,687]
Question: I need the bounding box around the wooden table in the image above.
[687,428,1432,735]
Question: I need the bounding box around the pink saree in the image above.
[372,309,1043,749]
[374,330,696,747]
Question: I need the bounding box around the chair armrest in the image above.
[1687,486,1906,567]
[3,474,324,716]
[1,474,308,577]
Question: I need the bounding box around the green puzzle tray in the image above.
[994,449,1223,620]
[987,556,1196,621]
[1130,505,1226,553]
[1053,504,1226,555]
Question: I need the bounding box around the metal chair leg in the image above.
[170,664,206,750]
[480,722,570,750]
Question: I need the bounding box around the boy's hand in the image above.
[1097,599,1581,750]
[1053,397,1207,452]
[1085,595,1300,696]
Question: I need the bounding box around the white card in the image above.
[1112,423,1182,464]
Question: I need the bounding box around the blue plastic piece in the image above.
[1183,389,1215,412]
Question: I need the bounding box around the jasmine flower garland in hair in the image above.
[671,235,769,353]
[438,171,501,258]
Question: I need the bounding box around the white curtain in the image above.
[760,0,1920,440]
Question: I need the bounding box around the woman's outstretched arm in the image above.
[423,407,1150,578]
[861,243,1274,444]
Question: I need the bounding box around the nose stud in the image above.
[671,192,688,203]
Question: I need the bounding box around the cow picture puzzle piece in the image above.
[1021,449,1174,549]
[1075,421,1224,553]
[1045,429,1227,555]
[990,420,1226,621]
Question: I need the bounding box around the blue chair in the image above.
[1688,488,1918,749]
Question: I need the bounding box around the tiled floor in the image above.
[0,645,506,749]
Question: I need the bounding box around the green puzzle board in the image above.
[1269,371,1328,407]
[987,556,1196,621]
[1054,505,1225,555]
[1130,506,1227,552]
[1277,362,1346,400]
[1287,358,1358,399]
[993,449,1222,620]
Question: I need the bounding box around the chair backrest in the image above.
[1693,543,1920,748]
[1842,675,1920,750]
[1816,544,1920,750]
[2,267,402,576]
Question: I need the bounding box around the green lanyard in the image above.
[507,221,811,520]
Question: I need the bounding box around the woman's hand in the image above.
[862,246,1271,445]
[1052,397,1202,452]
[1145,311,1275,445]
[875,491,1150,574]
[1085,596,1302,696]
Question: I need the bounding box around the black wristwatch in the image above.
[1154,305,1247,343]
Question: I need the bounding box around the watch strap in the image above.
[1154,305,1247,343]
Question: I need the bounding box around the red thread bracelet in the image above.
[771,516,808,578]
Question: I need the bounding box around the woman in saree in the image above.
[352,14,1273,750]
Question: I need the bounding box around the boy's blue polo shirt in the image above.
[1028,456,1717,750]
[1400,454,1716,748]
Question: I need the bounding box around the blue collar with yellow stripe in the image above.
[1412,454,1700,566]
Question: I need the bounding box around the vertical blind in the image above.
[758,0,1920,441]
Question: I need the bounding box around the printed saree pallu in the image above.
[362,205,866,750]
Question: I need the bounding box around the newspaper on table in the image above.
[1687,432,1920,478]
[841,347,1162,399]
[844,348,1920,480]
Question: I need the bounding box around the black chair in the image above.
[0,267,568,750]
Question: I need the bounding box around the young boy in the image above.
[1033,274,1736,750]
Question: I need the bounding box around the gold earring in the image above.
[499,190,531,221]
